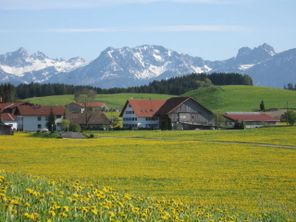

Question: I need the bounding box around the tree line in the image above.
[0,73,252,102]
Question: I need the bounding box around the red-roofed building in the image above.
[14,105,65,131]
[120,99,166,129]
[223,112,279,128]
[120,97,215,130]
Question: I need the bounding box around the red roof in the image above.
[224,112,279,122]
[0,102,32,111]
[18,105,65,116]
[0,103,12,111]
[0,113,16,122]
[75,102,106,108]
[120,99,166,117]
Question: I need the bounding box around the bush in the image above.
[69,123,81,132]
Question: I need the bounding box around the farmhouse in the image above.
[120,99,165,129]
[120,97,215,130]
[66,111,111,130]
[66,102,107,113]
[223,112,279,128]
[14,105,65,131]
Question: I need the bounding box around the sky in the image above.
[0,0,295,61]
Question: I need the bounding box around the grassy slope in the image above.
[184,85,296,113]
[0,128,296,218]
[25,93,173,109]
[25,86,296,113]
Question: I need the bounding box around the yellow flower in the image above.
[62,206,69,212]
[48,210,56,217]
[0,175,5,183]
[23,212,39,221]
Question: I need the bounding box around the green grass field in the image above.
[1,127,296,219]
[185,85,296,113]
[25,93,172,109]
[25,86,296,113]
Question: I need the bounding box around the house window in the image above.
[56,115,62,118]
[37,124,42,129]
[37,116,42,121]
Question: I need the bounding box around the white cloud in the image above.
[0,0,250,10]
[45,25,248,33]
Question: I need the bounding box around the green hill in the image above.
[184,85,296,113]
[25,93,173,109]
[25,86,296,113]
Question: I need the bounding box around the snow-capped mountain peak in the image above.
[0,43,295,88]
[0,48,86,78]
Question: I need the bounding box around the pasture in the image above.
[0,127,296,220]
[185,85,296,113]
[25,93,172,109]
[24,86,296,113]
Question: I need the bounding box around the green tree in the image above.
[74,89,97,130]
[286,111,296,125]
[111,116,121,129]
[61,119,70,131]
[260,100,265,111]
[46,109,56,132]
[69,122,81,132]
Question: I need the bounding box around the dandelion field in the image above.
[0,127,296,221]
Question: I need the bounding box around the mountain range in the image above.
[0,44,295,88]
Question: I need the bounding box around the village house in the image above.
[223,112,279,129]
[66,111,111,130]
[120,97,215,130]
[120,99,166,129]
[13,105,65,132]
[65,102,108,113]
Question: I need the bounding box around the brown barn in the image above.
[156,97,215,130]
[66,111,111,130]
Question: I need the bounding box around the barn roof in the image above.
[0,113,16,122]
[0,102,31,111]
[223,112,279,122]
[120,99,166,117]
[156,97,213,116]
[66,112,111,125]
[17,105,65,116]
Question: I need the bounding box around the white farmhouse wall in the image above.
[20,116,63,132]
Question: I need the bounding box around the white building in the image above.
[15,105,65,131]
[120,99,166,129]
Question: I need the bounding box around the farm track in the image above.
[95,136,296,149]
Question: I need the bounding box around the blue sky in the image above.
[0,0,295,61]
